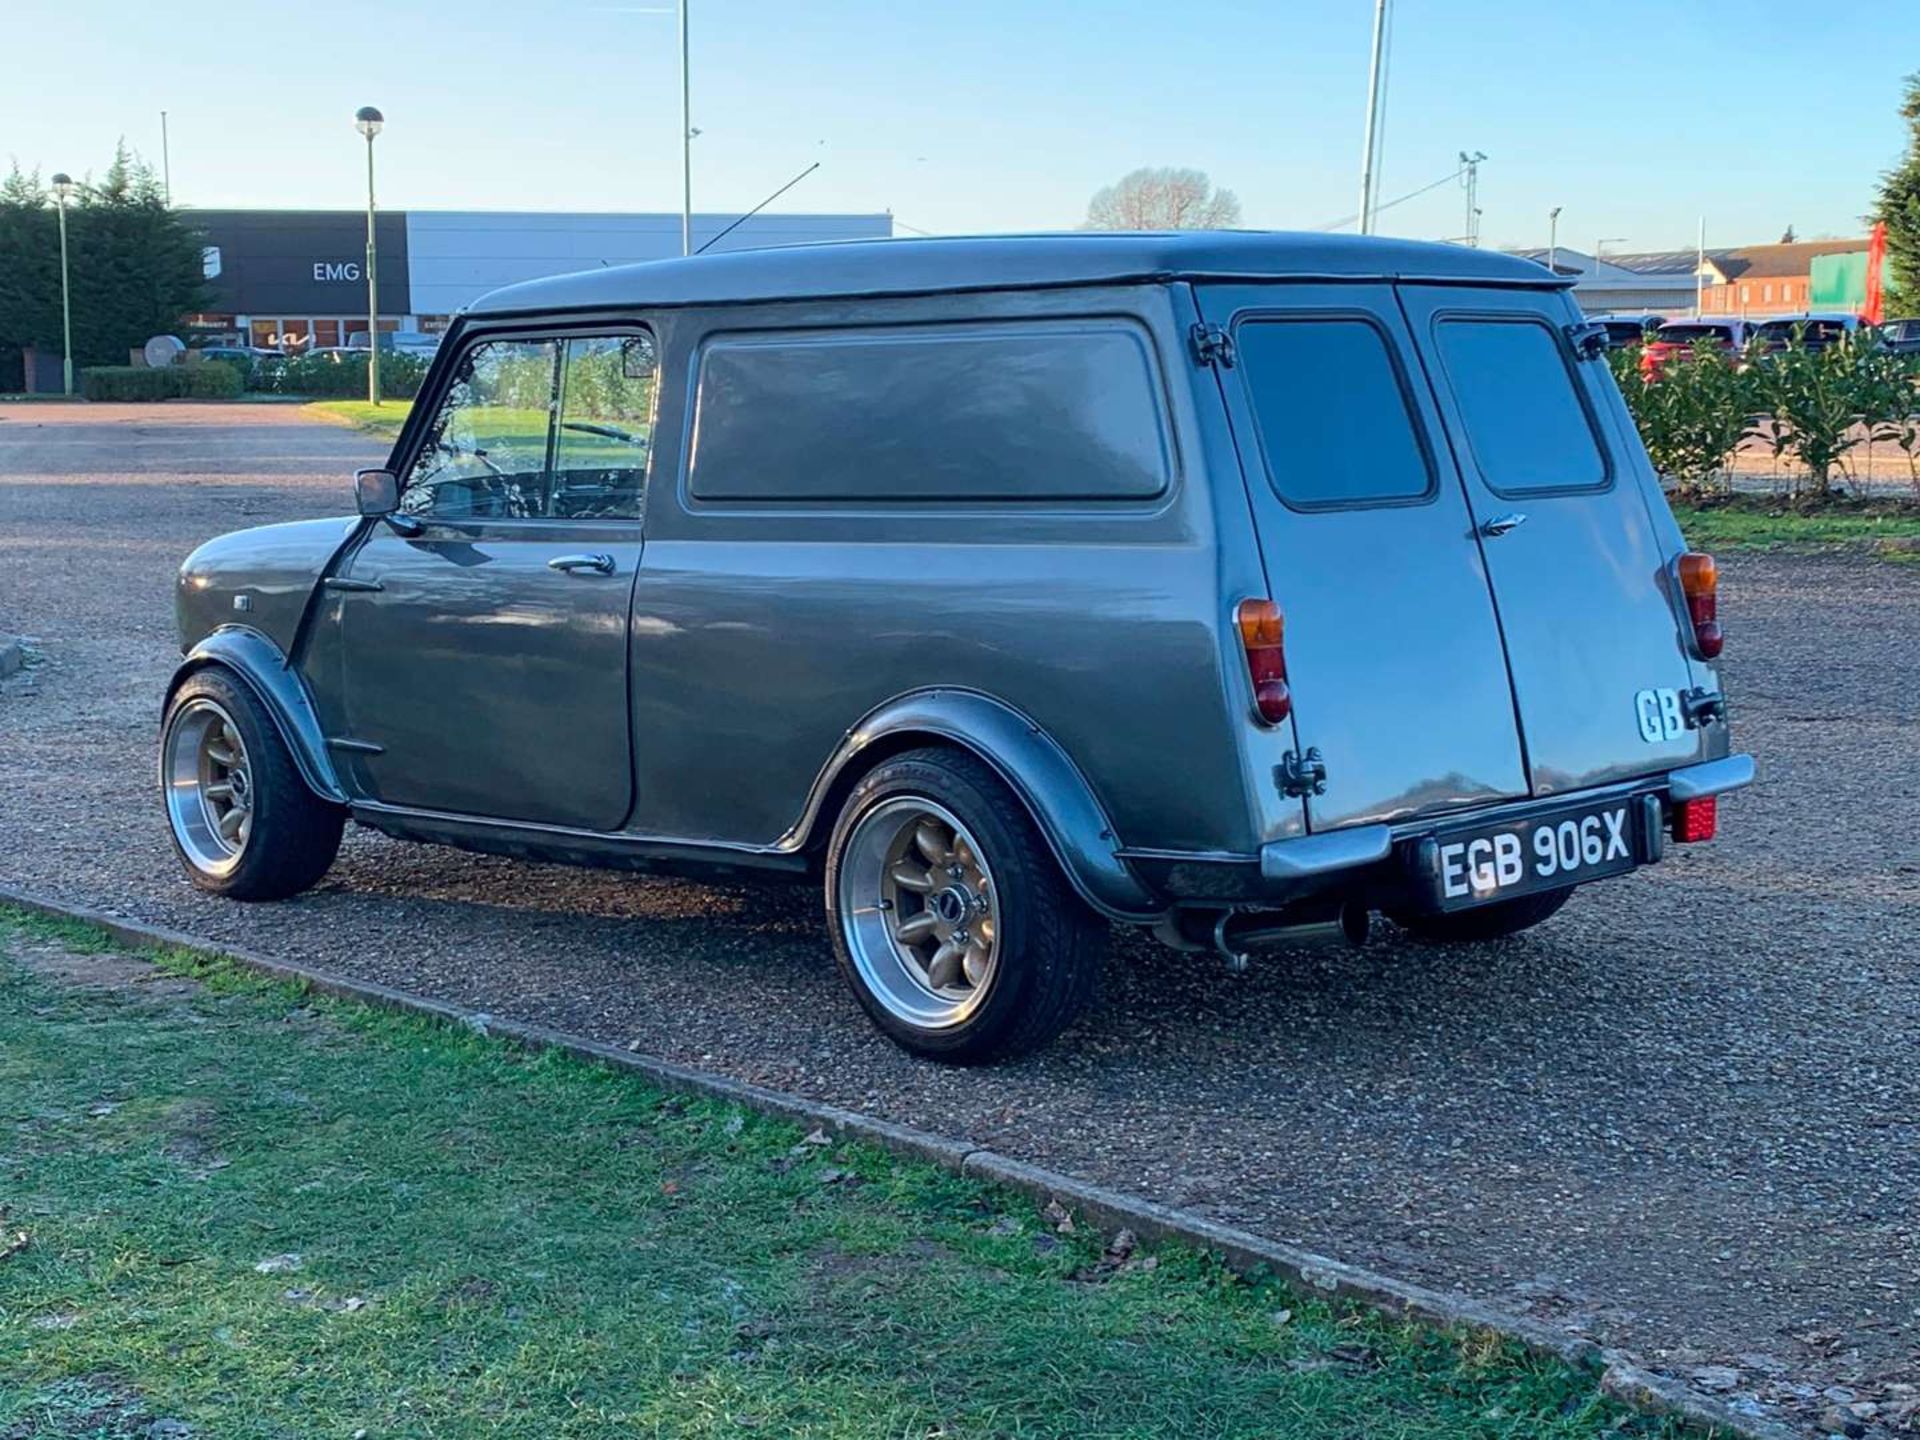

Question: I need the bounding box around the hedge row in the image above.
[255,351,430,399]
[79,363,244,402]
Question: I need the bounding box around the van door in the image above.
[1395,286,1704,795]
[1195,283,1529,832]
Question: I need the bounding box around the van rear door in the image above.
[1195,282,1530,832]
[1395,286,1705,794]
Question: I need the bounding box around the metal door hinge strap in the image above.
[322,576,384,593]
[1189,321,1236,369]
[1681,687,1727,727]
[1565,320,1608,361]
[1277,747,1328,798]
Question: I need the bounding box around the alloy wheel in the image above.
[837,797,1001,1030]
[162,698,255,875]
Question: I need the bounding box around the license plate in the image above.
[1415,798,1645,911]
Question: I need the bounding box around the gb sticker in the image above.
[1634,687,1686,743]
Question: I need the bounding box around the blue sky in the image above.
[5,0,1915,253]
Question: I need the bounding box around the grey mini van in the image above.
[162,233,1753,1062]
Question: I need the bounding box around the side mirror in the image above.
[353,467,400,517]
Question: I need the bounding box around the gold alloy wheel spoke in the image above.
[889,864,934,894]
[913,821,951,867]
[925,940,966,990]
[962,943,991,987]
[894,912,939,945]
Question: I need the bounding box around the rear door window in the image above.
[1233,317,1434,509]
[1431,318,1610,495]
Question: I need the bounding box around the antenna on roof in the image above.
[695,161,821,256]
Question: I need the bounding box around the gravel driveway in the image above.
[2,401,1916,1437]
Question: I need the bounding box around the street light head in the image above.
[355,106,384,139]
[51,172,75,200]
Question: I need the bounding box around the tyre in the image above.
[160,668,344,900]
[824,747,1105,1063]
[1392,887,1573,943]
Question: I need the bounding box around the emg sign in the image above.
[313,261,363,282]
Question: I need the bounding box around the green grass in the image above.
[1671,495,1920,555]
[302,398,414,435]
[0,909,1693,1439]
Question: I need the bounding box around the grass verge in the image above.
[301,398,413,435]
[0,906,1691,1439]
[1671,493,1920,557]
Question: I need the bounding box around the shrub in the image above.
[1607,338,1760,496]
[262,350,428,400]
[79,361,242,401]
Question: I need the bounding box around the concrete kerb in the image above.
[0,885,1793,1440]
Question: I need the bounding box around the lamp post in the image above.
[354,106,384,406]
[680,0,692,255]
[1547,205,1562,277]
[50,173,76,397]
[1356,0,1390,235]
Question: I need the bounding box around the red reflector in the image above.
[1671,795,1717,843]
[1235,598,1292,725]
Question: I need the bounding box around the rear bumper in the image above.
[1262,753,1756,899]
[1127,754,1756,907]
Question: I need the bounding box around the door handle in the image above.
[1480,512,1528,538]
[548,552,616,575]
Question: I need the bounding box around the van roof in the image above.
[466,230,1564,316]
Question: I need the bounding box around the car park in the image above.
[1592,313,1666,348]
[1878,316,1920,354]
[1637,318,1753,377]
[1749,312,1861,354]
[159,232,1752,1062]
[347,330,442,357]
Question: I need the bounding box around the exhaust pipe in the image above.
[1211,903,1369,974]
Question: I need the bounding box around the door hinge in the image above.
[1189,321,1236,369]
[1277,747,1328,798]
[1565,320,1608,361]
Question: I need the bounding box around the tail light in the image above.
[1677,551,1723,659]
[1671,795,1717,843]
[1235,598,1292,725]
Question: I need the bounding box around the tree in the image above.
[1083,167,1242,231]
[0,142,209,368]
[1875,71,1920,302]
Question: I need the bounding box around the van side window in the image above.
[1233,318,1434,509]
[552,335,656,520]
[402,338,557,520]
[688,321,1171,503]
[1434,319,1608,494]
[402,332,655,521]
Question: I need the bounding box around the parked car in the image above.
[1878,317,1920,355]
[1749,312,1861,354]
[347,330,441,357]
[1638,318,1753,378]
[159,233,1752,1062]
[1592,313,1665,348]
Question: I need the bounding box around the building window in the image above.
[1762,284,1773,304]
[1740,286,1750,306]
